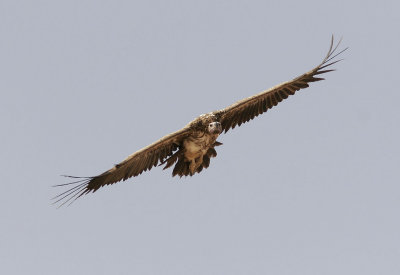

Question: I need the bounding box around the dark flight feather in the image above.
[215,36,347,133]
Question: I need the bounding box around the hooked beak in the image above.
[209,122,222,134]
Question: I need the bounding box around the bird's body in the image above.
[179,114,222,175]
[54,37,347,206]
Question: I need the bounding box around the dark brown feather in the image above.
[214,36,347,133]
[54,127,191,206]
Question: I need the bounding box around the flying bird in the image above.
[54,36,347,206]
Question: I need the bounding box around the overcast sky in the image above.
[1,0,399,274]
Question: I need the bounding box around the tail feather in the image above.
[167,141,222,177]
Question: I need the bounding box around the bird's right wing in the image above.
[214,36,347,133]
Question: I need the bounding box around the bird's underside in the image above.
[54,36,347,207]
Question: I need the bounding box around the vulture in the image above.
[54,36,347,206]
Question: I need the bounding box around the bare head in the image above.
[208,121,222,135]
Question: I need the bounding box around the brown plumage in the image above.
[54,36,347,206]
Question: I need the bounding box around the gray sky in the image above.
[1,0,399,274]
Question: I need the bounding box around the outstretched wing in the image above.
[214,36,347,133]
[54,127,192,206]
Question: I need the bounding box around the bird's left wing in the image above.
[53,126,192,206]
[214,36,347,133]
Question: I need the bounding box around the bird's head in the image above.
[208,121,222,135]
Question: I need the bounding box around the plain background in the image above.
[1,0,399,274]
